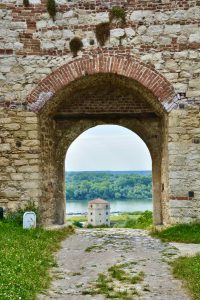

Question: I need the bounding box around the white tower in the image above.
[88,198,110,226]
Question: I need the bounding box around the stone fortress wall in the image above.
[0,0,200,225]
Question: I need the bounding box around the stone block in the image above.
[25,117,38,124]
[0,188,20,198]
[189,33,200,43]
[130,10,153,22]
[0,157,9,166]
[110,29,125,38]
[36,20,47,30]
[10,173,24,181]
[186,90,200,98]
[22,140,40,147]
[147,25,163,36]
[28,131,38,139]
[189,78,200,89]
[18,165,39,173]
[169,200,193,208]
[164,25,181,34]
[22,181,39,189]
[125,28,135,37]
[14,159,28,166]
[63,30,74,39]
[0,144,11,152]
[3,123,21,130]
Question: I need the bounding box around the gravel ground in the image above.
[38,228,190,300]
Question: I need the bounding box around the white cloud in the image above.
[65,125,152,171]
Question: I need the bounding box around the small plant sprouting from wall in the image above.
[69,37,83,57]
[109,6,126,24]
[23,0,29,7]
[95,22,110,46]
[47,0,56,21]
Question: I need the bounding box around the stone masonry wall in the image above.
[0,0,200,225]
[167,107,200,224]
[0,0,200,106]
[0,108,41,211]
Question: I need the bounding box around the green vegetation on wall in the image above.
[47,0,56,20]
[69,37,83,57]
[109,6,126,24]
[66,171,152,201]
[23,0,29,7]
[95,22,110,46]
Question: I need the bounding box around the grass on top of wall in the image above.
[0,220,74,300]
[151,222,200,243]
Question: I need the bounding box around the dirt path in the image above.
[38,229,189,300]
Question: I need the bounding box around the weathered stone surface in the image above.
[37,229,189,300]
[0,1,200,226]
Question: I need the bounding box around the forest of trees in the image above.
[66,171,152,201]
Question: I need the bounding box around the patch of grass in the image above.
[111,214,139,222]
[114,211,152,229]
[83,273,135,299]
[73,221,83,228]
[109,6,126,23]
[85,244,103,252]
[0,221,74,300]
[71,272,81,276]
[121,211,142,216]
[172,254,200,300]
[66,215,87,222]
[66,212,142,223]
[143,284,151,292]
[108,265,128,281]
[151,222,200,243]
[130,271,145,284]
[108,264,144,284]
[5,200,41,226]
[151,223,200,299]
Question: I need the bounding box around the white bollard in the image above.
[23,212,36,229]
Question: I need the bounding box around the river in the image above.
[66,199,152,215]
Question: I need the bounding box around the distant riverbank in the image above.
[66,198,152,215]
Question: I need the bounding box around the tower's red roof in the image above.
[89,198,110,205]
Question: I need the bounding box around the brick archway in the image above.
[27,54,176,113]
[30,54,174,226]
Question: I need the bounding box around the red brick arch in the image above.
[27,54,176,112]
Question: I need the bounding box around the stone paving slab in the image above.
[37,229,189,300]
[170,242,200,256]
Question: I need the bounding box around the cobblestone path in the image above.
[38,229,189,300]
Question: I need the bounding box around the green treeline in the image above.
[66,171,152,201]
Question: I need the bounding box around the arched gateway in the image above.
[24,54,175,225]
[0,54,199,224]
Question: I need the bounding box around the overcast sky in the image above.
[65,125,152,171]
